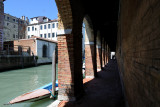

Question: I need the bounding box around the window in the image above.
[13,34,15,38]
[44,25,46,29]
[16,35,18,38]
[52,23,55,28]
[32,26,34,31]
[48,24,50,29]
[35,28,37,31]
[56,23,58,28]
[28,35,30,38]
[56,33,57,37]
[28,27,30,31]
[40,34,43,38]
[7,17,9,21]
[13,25,16,28]
[52,33,55,37]
[7,23,9,26]
[40,25,43,30]
[44,34,46,38]
[42,45,47,57]
[48,33,50,38]
[13,19,15,22]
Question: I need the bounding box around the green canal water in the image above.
[0,64,55,107]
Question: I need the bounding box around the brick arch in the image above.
[83,15,97,78]
[96,30,102,71]
[55,0,73,30]
[83,15,94,43]
[55,0,84,101]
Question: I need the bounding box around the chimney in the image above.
[21,16,25,20]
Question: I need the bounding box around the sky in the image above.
[4,0,58,20]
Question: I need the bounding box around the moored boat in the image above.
[7,81,58,105]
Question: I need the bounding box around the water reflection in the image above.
[0,64,53,107]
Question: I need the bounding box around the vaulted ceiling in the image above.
[69,0,119,51]
[82,0,120,51]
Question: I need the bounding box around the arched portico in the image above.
[83,15,97,78]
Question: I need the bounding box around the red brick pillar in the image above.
[96,32,101,71]
[108,47,110,62]
[85,42,95,78]
[56,0,84,101]
[106,45,109,64]
[57,31,76,101]
[102,41,105,67]
[0,0,4,51]
[96,45,101,71]
[103,41,106,66]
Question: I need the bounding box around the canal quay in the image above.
[0,64,55,107]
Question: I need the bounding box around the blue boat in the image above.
[7,81,58,104]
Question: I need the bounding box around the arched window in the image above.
[42,45,47,57]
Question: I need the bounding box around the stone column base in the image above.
[86,76,94,78]
[58,95,76,101]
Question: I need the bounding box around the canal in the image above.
[0,64,55,107]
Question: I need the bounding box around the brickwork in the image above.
[96,33,101,71]
[96,46,101,71]
[85,44,95,78]
[106,45,108,64]
[0,0,4,51]
[104,42,107,65]
[14,39,36,55]
[56,0,85,101]
[117,0,160,106]
[55,0,72,29]
[57,34,76,101]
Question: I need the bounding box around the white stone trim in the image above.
[58,95,76,101]
[96,46,101,48]
[85,42,94,45]
[47,100,61,107]
[97,69,101,71]
[86,76,94,78]
[57,29,72,35]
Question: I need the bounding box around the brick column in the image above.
[96,32,101,71]
[96,45,101,71]
[56,0,84,101]
[102,48,105,67]
[106,45,109,64]
[102,40,105,67]
[85,42,95,78]
[0,0,4,51]
[103,42,106,65]
[57,30,76,101]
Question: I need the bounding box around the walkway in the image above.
[58,59,125,107]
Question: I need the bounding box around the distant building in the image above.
[3,13,29,41]
[0,0,5,51]
[26,16,58,41]
[14,36,57,64]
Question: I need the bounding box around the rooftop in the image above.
[27,19,58,26]
[31,36,57,43]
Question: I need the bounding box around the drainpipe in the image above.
[51,50,56,98]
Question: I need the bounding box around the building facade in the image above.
[3,13,29,42]
[14,36,57,64]
[0,0,5,51]
[26,16,58,41]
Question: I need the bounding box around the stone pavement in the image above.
[58,59,125,107]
